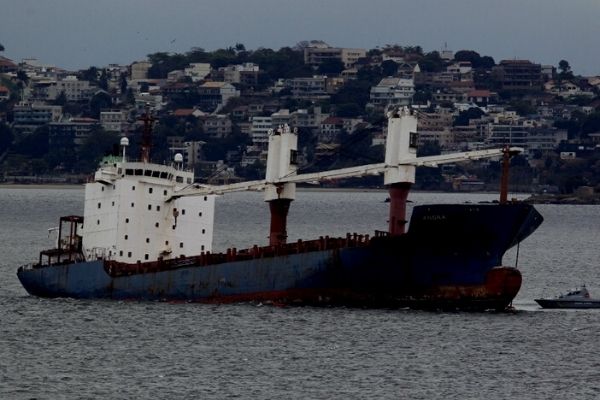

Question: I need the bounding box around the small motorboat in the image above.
[535,285,600,309]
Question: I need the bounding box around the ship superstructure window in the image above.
[125,218,129,223]
[180,242,183,248]
[144,170,152,177]
[135,169,143,176]
[201,245,205,251]
[204,196,207,201]
[131,203,135,207]
[163,190,168,196]
[187,178,192,184]
[97,202,101,209]
[202,229,205,234]
[119,250,123,256]
[132,186,135,191]
[152,171,160,178]
[165,241,169,245]
[125,169,133,175]
[198,212,202,217]
[182,209,186,215]
[156,206,161,211]
[97,220,100,225]
[101,187,104,192]
[112,201,115,207]
[155,222,159,228]
[146,238,150,243]
[124,235,128,240]
[149,188,153,194]
[176,176,184,183]
[148,205,152,210]
[128,252,132,258]
[144,254,149,260]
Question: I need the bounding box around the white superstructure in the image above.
[82,156,215,263]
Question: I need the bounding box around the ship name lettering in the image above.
[422,215,446,221]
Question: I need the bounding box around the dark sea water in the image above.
[1,187,600,399]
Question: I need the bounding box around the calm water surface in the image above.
[1,187,599,399]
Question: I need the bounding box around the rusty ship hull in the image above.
[17,202,543,311]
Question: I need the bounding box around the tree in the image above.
[418,51,444,72]
[453,107,485,126]
[0,122,14,154]
[89,91,113,118]
[13,125,49,158]
[381,60,398,76]
[78,127,120,172]
[318,58,345,75]
[558,59,574,80]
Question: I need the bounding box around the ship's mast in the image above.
[139,110,156,163]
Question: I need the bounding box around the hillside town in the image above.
[1,41,600,193]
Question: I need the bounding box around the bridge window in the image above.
[187,178,192,184]
[125,169,133,175]
[144,170,152,177]
[160,172,168,179]
[152,171,160,178]
[135,169,143,176]
[176,176,184,183]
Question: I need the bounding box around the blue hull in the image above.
[17,203,543,310]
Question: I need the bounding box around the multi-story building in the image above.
[46,76,95,102]
[184,63,211,82]
[130,61,152,80]
[12,103,63,134]
[250,116,272,148]
[100,110,127,133]
[493,60,543,93]
[197,82,240,112]
[48,118,99,150]
[369,78,415,110]
[201,114,232,138]
[221,63,260,87]
[482,122,567,156]
[285,76,329,101]
[303,41,366,68]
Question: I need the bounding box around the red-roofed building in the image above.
[466,90,497,106]
[0,56,17,73]
[0,85,9,101]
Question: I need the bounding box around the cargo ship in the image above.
[17,108,543,310]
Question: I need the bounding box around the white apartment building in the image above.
[369,78,415,109]
[100,110,127,132]
[251,116,273,148]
